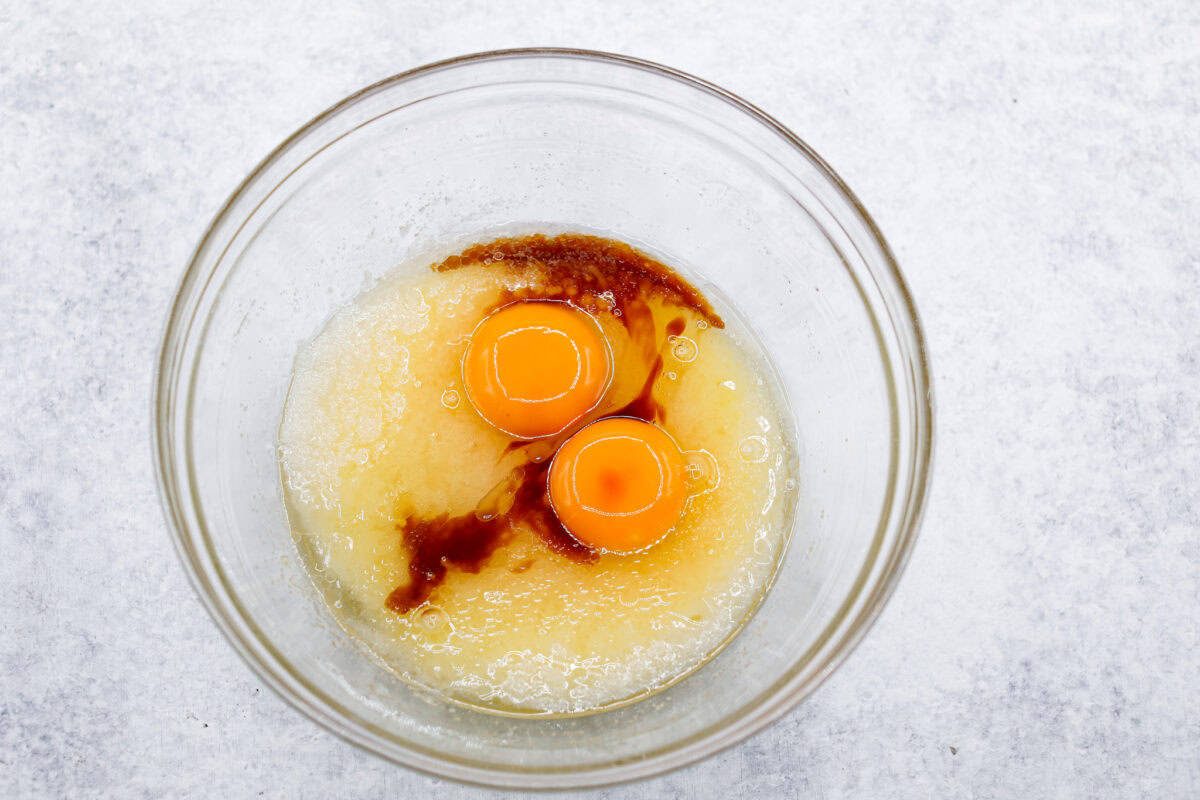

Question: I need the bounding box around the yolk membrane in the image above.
[548,417,688,553]
[462,301,612,438]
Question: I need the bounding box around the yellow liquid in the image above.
[279,255,797,715]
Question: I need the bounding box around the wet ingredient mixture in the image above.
[279,234,798,714]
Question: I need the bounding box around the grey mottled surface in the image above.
[2,0,1199,796]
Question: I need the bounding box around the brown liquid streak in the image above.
[386,234,717,615]
[433,233,724,330]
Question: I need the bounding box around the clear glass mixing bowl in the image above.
[153,49,932,788]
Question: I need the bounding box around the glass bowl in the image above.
[153,48,932,788]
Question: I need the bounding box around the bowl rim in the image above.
[152,47,934,789]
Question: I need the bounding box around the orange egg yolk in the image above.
[462,301,612,438]
[548,417,688,553]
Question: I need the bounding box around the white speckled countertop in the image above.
[2,1,1198,796]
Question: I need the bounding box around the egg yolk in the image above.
[548,417,688,553]
[462,301,612,438]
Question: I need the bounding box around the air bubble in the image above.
[440,389,461,409]
[416,605,449,632]
[682,449,721,496]
[738,436,769,463]
[668,334,698,363]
